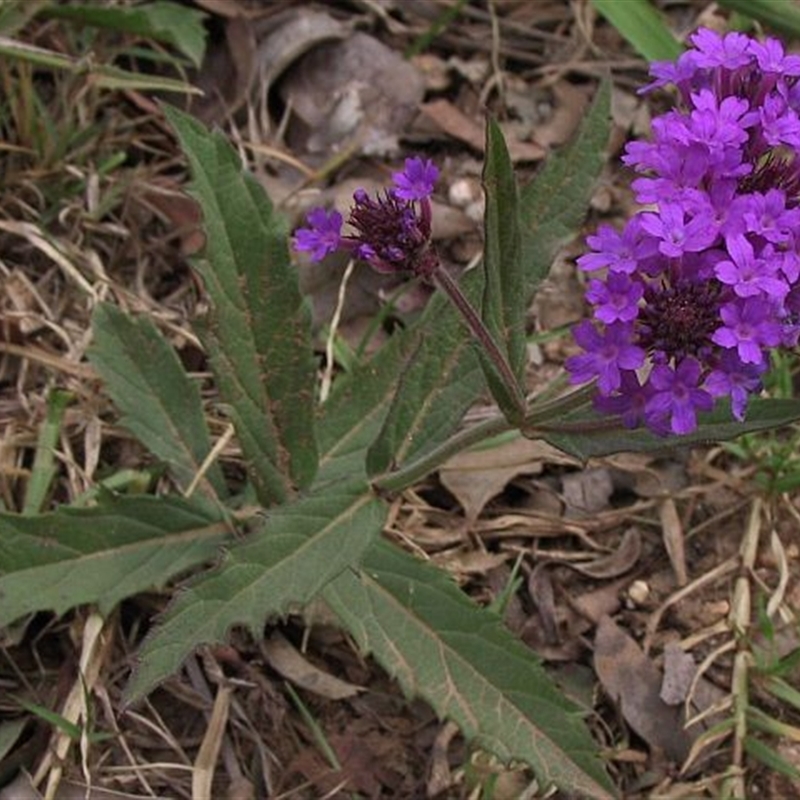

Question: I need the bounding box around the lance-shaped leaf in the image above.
[591,0,682,62]
[315,331,418,488]
[542,397,800,461]
[0,494,230,626]
[323,539,616,799]
[126,480,386,700]
[481,117,527,418]
[365,278,485,477]
[163,105,318,506]
[520,79,611,297]
[89,303,226,499]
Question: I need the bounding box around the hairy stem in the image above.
[372,413,513,493]
[432,265,526,419]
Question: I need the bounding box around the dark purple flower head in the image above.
[568,26,800,435]
[292,156,439,279]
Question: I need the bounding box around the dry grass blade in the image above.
[191,686,231,800]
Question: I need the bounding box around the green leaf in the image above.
[365,279,485,477]
[482,118,526,411]
[543,398,800,460]
[324,540,616,799]
[163,105,318,505]
[719,0,800,38]
[316,331,415,488]
[89,303,226,499]
[519,78,611,296]
[0,494,230,626]
[126,481,386,701]
[592,0,683,62]
[45,1,207,67]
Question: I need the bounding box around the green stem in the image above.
[373,383,604,494]
[524,382,596,426]
[432,266,526,418]
[372,413,514,493]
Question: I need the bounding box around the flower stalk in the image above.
[293,156,527,423]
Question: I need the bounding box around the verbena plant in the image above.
[5,26,800,799]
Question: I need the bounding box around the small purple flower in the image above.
[594,372,660,431]
[566,321,645,394]
[392,157,439,201]
[639,203,717,258]
[750,37,800,77]
[713,234,788,299]
[741,189,800,243]
[712,298,783,364]
[586,272,644,323]
[293,208,343,261]
[690,28,751,70]
[704,351,764,420]
[646,358,714,435]
[577,219,658,274]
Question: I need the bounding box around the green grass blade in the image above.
[323,540,616,799]
[0,0,49,37]
[44,0,207,67]
[23,389,71,514]
[126,481,386,701]
[745,734,800,780]
[405,0,468,58]
[761,676,800,714]
[0,35,201,94]
[163,105,318,505]
[718,0,800,38]
[0,494,230,626]
[592,0,683,62]
[89,303,226,499]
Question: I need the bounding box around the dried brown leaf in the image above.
[568,528,642,580]
[660,641,696,706]
[660,497,687,587]
[420,100,546,162]
[440,437,576,522]
[261,632,361,700]
[527,563,560,645]
[561,467,614,517]
[594,616,693,763]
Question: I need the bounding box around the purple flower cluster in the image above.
[567,28,800,435]
[293,157,440,278]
